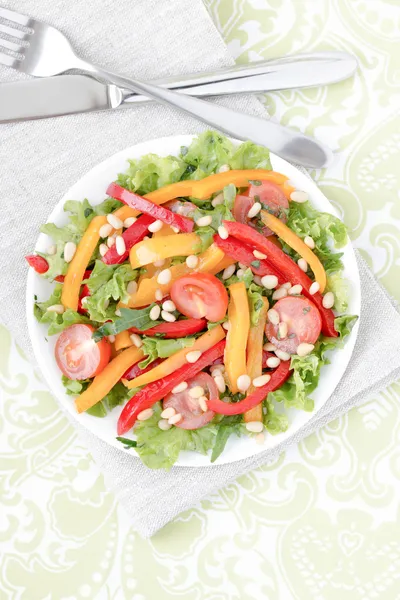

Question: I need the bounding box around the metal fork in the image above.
[0,6,333,168]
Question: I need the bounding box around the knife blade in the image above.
[0,52,358,123]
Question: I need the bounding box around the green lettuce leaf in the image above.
[334,314,358,338]
[93,305,161,342]
[34,285,93,335]
[134,404,217,469]
[37,241,67,281]
[223,267,254,289]
[263,403,289,434]
[139,336,195,368]
[180,131,234,179]
[229,140,272,170]
[117,153,186,194]
[211,414,244,463]
[326,272,350,312]
[85,264,137,322]
[247,282,265,326]
[287,201,348,251]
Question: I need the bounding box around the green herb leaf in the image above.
[139,336,195,369]
[116,436,138,449]
[93,305,161,342]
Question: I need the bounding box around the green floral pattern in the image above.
[1,0,400,597]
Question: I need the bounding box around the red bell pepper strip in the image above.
[25,255,49,274]
[102,213,155,265]
[117,339,226,434]
[55,270,92,283]
[129,318,207,339]
[213,235,283,280]
[107,183,194,233]
[208,360,292,416]
[222,221,338,338]
[122,357,164,381]
[77,284,91,314]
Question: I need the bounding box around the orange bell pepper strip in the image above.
[260,211,327,292]
[210,254,236,275]
[224,282,250,394]
[244,298,269,422]
[114,330,133,352]
[126,243,225,308]
[75,346,143,413]
[61,216,106,311]
[123,325,225,389]
[153,223,176,237]
[130,233,200,269]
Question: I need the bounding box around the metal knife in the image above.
[0,52,357,123]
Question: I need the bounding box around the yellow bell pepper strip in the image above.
[129,233,200,269]
[224,282,250,394]
[126,244,225,308]
[260,210,327,292]
[209,254,236,276]
[75,346,143,413]
[244,298,269,423]
[61,216,106,311]
[153,223,176,237]
[123,325,225,389]
[115,330,133,352]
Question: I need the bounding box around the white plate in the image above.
[26,135,361,467]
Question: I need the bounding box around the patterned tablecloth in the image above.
[1,1,399,598]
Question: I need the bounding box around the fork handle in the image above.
[75,59,333,168]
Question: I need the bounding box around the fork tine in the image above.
[0,7,31,27]
[0,22,30,40]
[0,50,20,68]
[0,37,25,53]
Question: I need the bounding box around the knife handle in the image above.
[120,52,357,103]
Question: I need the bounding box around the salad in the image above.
[27,131,357,469]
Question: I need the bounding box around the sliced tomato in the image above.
[265,296,322,354]
[262,350,275,368]
[129,318,207,339]
[77,284,91,314]
[170,273,228,322]
[163,372,216,429]
[55,324,111,380]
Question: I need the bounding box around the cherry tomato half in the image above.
[55,324,111,380]
[170,273,228,322]
[265,296,322,354]
[234,180,289,236]
[163,372,217,429]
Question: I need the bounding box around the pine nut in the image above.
[304,235,315,249]
[108,335,116,343]
[161,310,176,322]
[64,242,77,263]
[162,300,176,312]
[186,350,202,363]
[275,349,291,361]
[253,276,262,286]
[137,408,154,421]
[150,305,161,320]
[237,374,251,393]
[222,264,236,280]
[272,287,288,300]
[218,164,230,173]
[115,235,126,256]
[99,223,113,238]
[290,190,309,203]
[148,219,163,233]
[261,275,278,289]
[47,245,57,255]
[124,217,137,228]
[107,236,116,248]
[154,289,162,302]
[171,226,180,233]
[189,386,204,399]
[130,333,143,348]
[218,225,229,239]
[222,321,230,331]
[107,214,124,229]
[115,309,121,317]
[238,262,247,270]
[157,269,172,285]
[212,193,224,207]
[263,342,276,351]
[46,304,65,314]
[253,374,271,387]
[297,343,315,357]
[282,282,292,289]
[153,259,165,267]
[161,407,176,419]
[255,432,265,445]
[266,356,281,368]
[127,280,138,295]
[253,250,267,260]
[214,374,226,393]
[99,243,108,257]
[309,282,320,295]
[158,419,172,431]
[196,215,212,227]
[168,413,182,425]
[278,322,288,339]
[267,309,280,325]
[198,396,208,412]
[186,255,199,269]
[246,421,264,433]
[289,284,302,296]
[236,269,245,278]
[171,382,188,394]
[298,258,308,272]
[322,291,335,309]
[247,202,262,219]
